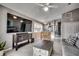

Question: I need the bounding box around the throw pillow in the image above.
[76,32,79,39]
[75,39,79,49]
[65,35,77,46]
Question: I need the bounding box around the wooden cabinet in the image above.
[62,12,72,22]
[62,8,79,22]
[33,32,51,41]
[41,32,51,40]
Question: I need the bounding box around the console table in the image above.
[13,32,34,51]
[33,40,53,56]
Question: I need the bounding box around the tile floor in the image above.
[5,39,62,56]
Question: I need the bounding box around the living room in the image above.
[0,3,79,56]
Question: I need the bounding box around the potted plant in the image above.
[0,41,6,56]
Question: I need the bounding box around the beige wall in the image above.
[0,5,43,49]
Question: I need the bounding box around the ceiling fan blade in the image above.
[48,5,58,8]
[36,3,45,7]
[46,3,50,6]
[36,3,58,9]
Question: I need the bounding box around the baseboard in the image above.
[4,47,12,52]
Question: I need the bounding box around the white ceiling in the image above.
[1,3,79,24]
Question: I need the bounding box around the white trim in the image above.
[4,47,12,52]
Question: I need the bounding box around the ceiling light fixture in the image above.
[43,6,49,12]
[68,3,71,5]
[20,20,24,23]
[13,16,17,19]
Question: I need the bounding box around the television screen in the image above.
[7,13,32,33]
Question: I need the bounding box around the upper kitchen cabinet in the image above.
[62,8,79,22]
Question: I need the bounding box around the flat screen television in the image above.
[7,13,32,33]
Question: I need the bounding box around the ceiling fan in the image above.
[37,3,58,11]
[36,3,71,12]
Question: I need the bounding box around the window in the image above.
[34,22,43,32]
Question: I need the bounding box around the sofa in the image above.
[62,39,79,56]
[62,33,79,56]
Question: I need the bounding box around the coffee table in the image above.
[33,40,53,56]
